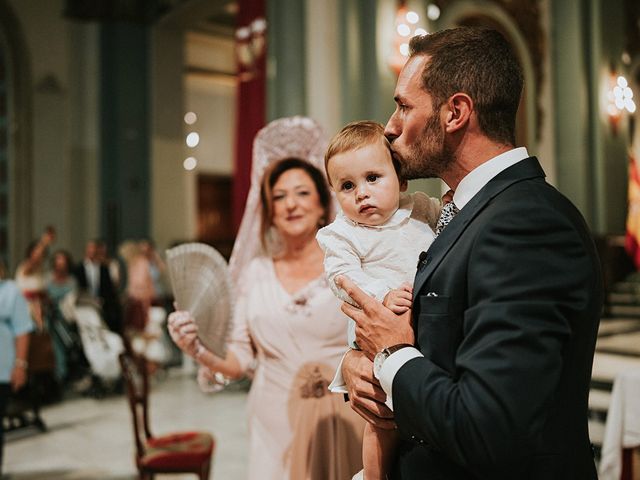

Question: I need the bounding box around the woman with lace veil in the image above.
[168,116,364,479]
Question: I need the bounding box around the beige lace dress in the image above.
[228,256,364,480]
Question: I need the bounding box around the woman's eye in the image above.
[273,194,285,201]
[366,174,379,182]
[297,190,310,196]
[341,181,354,191]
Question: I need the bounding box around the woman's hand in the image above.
[167,310,204,358]
[196,365,229,393]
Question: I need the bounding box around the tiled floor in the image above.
[4,369,249,479]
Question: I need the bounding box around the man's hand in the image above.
[337,276,414,359]
[342,349,395,429]
[383,282,413,314]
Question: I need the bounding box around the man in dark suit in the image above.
[338,27,602,479]
[74,239,122,334]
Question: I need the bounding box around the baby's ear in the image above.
[400,179,408,192]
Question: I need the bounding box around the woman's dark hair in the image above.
[50,249,74,272]
[259,157,331,250]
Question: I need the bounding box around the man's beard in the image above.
[399,111,455,180]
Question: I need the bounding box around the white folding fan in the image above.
[166,243,233,358]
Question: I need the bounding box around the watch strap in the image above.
[382,343,413,356]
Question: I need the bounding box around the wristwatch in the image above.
[373,343,412,379]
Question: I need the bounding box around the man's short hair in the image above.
[409,27,523,145]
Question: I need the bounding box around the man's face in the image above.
[385,55,454,180]
[85,242,97,261]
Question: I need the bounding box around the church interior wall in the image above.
[1,0,638,269]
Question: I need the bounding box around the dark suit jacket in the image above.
[73,261,122,333]
[391,157,602,480]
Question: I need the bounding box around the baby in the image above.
[317,120,440,480]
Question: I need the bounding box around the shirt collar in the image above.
[453,147,529,210]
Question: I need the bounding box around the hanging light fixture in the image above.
[388,1,428,76]
[606,72,636,135]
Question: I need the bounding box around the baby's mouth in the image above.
[359,205,376,214]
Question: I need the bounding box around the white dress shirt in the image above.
[84,259,100,297]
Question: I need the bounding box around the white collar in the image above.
[453,147,529,209]
[338,192,413,229]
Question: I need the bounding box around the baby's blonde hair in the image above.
[324,121,400,185]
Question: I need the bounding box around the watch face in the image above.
[373,351,387,379]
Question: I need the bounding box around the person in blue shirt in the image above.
[0,270,33,476]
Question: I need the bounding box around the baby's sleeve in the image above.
[413,191,442,231]
[316,225,362,306]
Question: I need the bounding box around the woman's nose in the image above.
[284,195,297,209]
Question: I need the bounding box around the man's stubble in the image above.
[398,109,455,181]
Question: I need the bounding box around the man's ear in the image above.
[400,179,408,192]
[443,93,473,134]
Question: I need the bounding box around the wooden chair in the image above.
[118,352,214,480]
[622,447,640,480]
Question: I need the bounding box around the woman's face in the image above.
[53,253,69,274]
[270,168,325,241]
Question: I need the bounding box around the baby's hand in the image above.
[382,283,413,314]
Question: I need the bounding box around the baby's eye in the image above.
[366,174,379,182]
[341,181,354,191]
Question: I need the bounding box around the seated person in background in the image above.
[316,121,440,480]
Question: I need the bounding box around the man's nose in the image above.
[384,116,399,143]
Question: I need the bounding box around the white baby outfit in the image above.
[316,191,440,347]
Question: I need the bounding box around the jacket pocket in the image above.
[416,295,459,372]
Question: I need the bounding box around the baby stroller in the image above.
[72,297,125,398]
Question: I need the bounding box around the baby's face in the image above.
[328,141,401,226]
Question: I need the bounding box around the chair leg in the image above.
[200,458,211,480]
[139,470,153,480]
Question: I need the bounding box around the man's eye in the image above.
[366,174,379,182]
[341,181,354,191]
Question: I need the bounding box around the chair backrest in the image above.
[118,352,153,459]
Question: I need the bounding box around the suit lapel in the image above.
[413,157,546,295]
